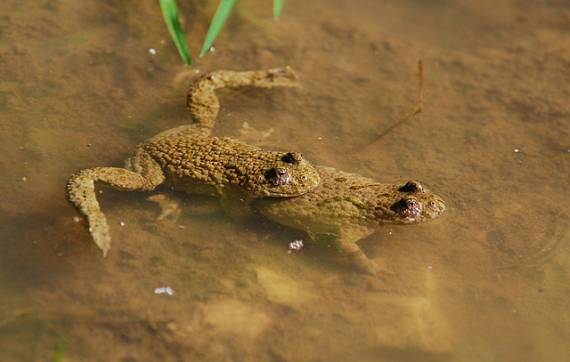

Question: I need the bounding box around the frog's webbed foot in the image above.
[66,164,165,255]
[186,66,299,130]
[147,194,182,222]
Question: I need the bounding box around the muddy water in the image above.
[1,0,569,361]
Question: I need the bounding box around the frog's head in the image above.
[377,180,446,224]
[254,152,321,197]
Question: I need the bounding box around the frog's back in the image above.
[140,132,321,198]
[257,166,446,232]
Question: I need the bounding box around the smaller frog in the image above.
[255,166,446,274]
[67,67,320,256]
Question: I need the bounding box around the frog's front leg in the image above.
[187,67,299,130]
[66,152,165,255]
[335,225,383,275]
[219,188,255,222]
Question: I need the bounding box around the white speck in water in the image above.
[73,216,82,223]
[194,69,201,74]
[288,240,304,253]
[154,286,175,296]
[388,230,393,236]
[21,176,28,182]
[148,48,157,55]
[98,190,104,194]
[513,148,521,153]
[119,221,125,227]
[427,265,433,270]
[317,137,323,141]
[209,46,216,54]
[177,225,186,229]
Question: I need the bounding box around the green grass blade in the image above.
[159,0,193,65]
[200,0,238,57]
[51,338,66,362]
[273,0,284,20]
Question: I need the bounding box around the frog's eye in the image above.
[390,197,423,219]
[281,152,303,164]
[398,181,424,193]
[265,167,292,186]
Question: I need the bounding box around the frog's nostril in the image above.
[265,167,292,186]
[398,181,423,193]
[281,152,303,164]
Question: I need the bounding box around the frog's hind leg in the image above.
[187,67,299,130]
[66,154,165,256]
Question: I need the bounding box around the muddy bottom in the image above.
[0,0,569,361]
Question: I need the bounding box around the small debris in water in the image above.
[154,286,175,296]
[387,230,393,236]
[148,48,157,55]
[317,137,323,141]
[98,190,103,194]
[73,216,82,223]
[288,240,304,254]
[177,225,186,229]
[513,148,521,153]
[209,46,216,54]
[21,176,28,182]
[87,143,92,147]
[119,221,125,227]
[427,265,433,270]
[160,39,166,44]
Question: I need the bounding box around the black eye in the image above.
[281,152,303,164]
[390,198,422,218]
[265,167,292,186]
[398,181,423,193]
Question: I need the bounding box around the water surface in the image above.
[0,0,569,361]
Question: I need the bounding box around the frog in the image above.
[255,166,446,275]
[66,67,321,256]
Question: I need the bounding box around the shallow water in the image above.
[1,0,569,361]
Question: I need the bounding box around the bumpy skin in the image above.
[66,67,320,256]
[255,166,446,275]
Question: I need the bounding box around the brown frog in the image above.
[255,166,446,275]
[67,67,320,256]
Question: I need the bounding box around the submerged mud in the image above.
[0,0,569,361]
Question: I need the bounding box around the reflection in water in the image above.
[0,0,569,361]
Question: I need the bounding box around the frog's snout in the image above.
[265,167,292,186]
[390,197,423,220]
[426,198,446,216]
